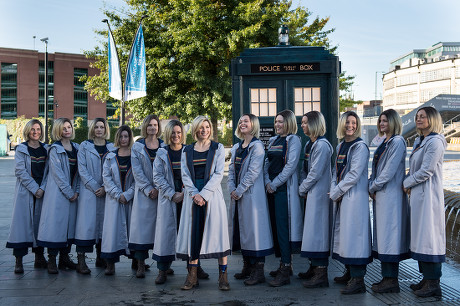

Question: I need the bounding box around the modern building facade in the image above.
[382,42,460,114]
[0,47,115,120]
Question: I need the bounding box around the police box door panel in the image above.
[242,79,283,147]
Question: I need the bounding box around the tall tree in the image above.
[85,0,356,134]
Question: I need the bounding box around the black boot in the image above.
[410,278,426,291]
[181,266,199,290]
[371,277,399,293]
[334,268,351,284]
[298,265,314,280]
[58,253,77,270]
[302,266,329,288]
[269,264,291,287]
[414,279,442,297]
[34,252,48,269]
[234,260,252,279]
[14,256,24,274]
[136,259,145,278]
[76,253,91,274]
[47,255,58,274]
[95,242,106,268]
[105,261,115,275]
[341,277,366,295]
[244,262,265,286]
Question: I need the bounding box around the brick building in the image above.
[0,47,115,120]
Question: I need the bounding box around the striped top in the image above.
[167,145,183,191]
[193,150,208,180]
[267,136,287,180]
[28,144,47,186]
[336,137,361,182]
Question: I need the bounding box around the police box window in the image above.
[294,87,321,116]
[250,88,277,117]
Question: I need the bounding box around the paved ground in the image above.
[1,152,460,305]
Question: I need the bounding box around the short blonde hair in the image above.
[88,118,110,140]
[23,119,44,142]
[416,106,443,135]
[378,109,402,136]
[163,120,186,145]
[51,118,75,141]
[114,125,134,149]
[303,111,326,138]
[191,116,213,141]
[275,109,297,135]
[235,114,260,139]
[336,111,361,139]
[140,114,161,138]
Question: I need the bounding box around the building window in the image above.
[1,63,18,119]
[250,88,277,116]
[106,99,117,123]
[294,87,321,116]
[38,60,54,117]
[74,68,88,119]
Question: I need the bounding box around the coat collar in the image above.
[184,141,219,184]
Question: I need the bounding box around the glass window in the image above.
[74,68,88,119]
[250,88,277,117]
[1,63,18,118]
[293,87,321,116]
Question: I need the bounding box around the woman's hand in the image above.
[70,192,79,202]
[95,187,106,197]
[266,184,275,194]
[149,188,159,200]
[172,192,184,203]
[119,194,128,204]
[403,187,411,195]
[230,190,240,200]
[35,188,44,199]
[192,194,206,206]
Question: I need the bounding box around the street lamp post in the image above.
[374,71,385,100]
[40,37,49,143]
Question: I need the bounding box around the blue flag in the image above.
[107,24,122,101]
[124,23,146,101]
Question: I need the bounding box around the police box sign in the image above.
[251,63,320,73]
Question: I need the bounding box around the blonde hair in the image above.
[416,106,443,135]
[235,114,260,139]
[163,120,186,145]
[275,109,297,135]
[191,116,213,141]
[114,125,134,149]
[336,111,361,139]
[51,118,75,141]
[23,119,44,142]
[303,111,326,138]
[140,114,161,138]
[378,109,402,136]
[88,118,110,140]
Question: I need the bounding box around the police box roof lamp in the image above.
[278,25,289,46]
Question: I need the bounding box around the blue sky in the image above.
[1,0,459,101]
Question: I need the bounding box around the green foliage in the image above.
[86,0,355,126]
[218,124,233,147]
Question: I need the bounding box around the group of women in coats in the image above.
[6,105,446,297]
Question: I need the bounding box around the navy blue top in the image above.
[167,145,183,192]
[193,150,208,180]
[267,136,287,181]
[116,151,131,192]
[373,135,394,168]
[336,137,361,182]
[27,144,47,186]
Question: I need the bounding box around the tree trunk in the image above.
[211,117,219,142]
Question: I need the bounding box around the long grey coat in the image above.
[75,140,115,245]
[101,152,135,258]
[330,139,372,265]
[263,134,303,245]
[403,133,447,263]
[176,142,231,260]
[7,142,48,249]
[299,138,332,258]
[152,147,182,262]
[228,139,274,257]
[37,142,80,248]
[369,135,410,262]
[128,138,165,250]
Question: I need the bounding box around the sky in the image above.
[1,0,459,101]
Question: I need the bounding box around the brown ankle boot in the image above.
[47,255,58,274]
[14,257,24,274]
[76,253,91,275]
[414,279,442,297]
[95,243,106,268]
[334,268,351,284]
[58,253,76,270]
[136,259,145,278]
[182,266,199,290]
[410,278,426,291]
[341,277,366,294]
[371,277,399,293]
[244,262,265,286]
[303,266,329,288]
[298,265,314,280]
[105,261,115,275]
[269,264,291,287]
[34,252,48,269]
[155,270,167,284]
[218,268,230,290]
[197,266,209,279]
[234,260,252,279]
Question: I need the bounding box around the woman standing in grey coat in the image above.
[37,118,80,274]
[330,111,371,295]
[228,114,274,286]
[7,119,48,273]
[264,109,303,287]
[403,106,446,298]
[101,125,135,275]
[298,111,333,289]
[75,118,115,274]
[369,109,410,293]
[129,114,164,278]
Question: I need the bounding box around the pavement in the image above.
[1,151,460,305]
